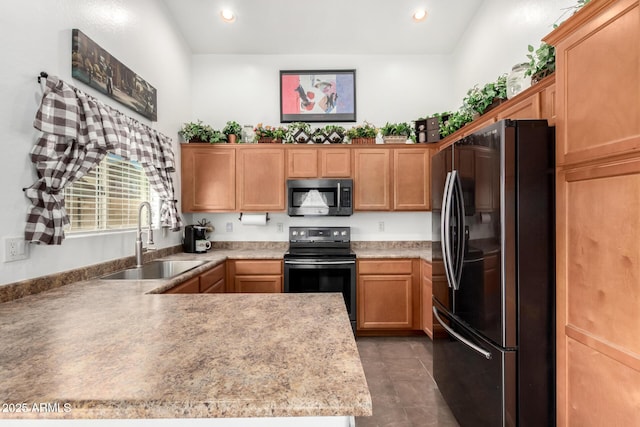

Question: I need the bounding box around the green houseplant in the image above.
[525,42,556,83]
[324,124,346,143]
[222,120,242,144]
[285,122,312,143]
[380,122,413,143]
[346,122,377,144]
[439,110,473,138]
[179,120,215,143]
[463,74,508,117]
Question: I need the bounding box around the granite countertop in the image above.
[0,254,372,420]
[353,247,432,262]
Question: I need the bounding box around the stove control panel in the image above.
[289,226,350,243]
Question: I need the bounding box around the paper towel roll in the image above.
[480,213,491,224]
[240,213,268,226]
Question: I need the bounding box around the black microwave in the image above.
[287,179,353,216]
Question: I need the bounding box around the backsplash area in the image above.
[183,212,432,242]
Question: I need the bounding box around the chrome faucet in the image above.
[136,202,155,267]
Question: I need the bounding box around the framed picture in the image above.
[71,29,158,121]
[280,69,356,123]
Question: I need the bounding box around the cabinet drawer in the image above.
[233,260,282,275]
[202,278,225,294]
[165,276,200,294]
[199,263,225,292]
[358,259,413,275]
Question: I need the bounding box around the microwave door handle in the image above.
[337,182,341,210]
[433,306,492,360]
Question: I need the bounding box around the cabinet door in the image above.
[358,274,413,329]
[235,276,283,293]
[181,146,235,212]
[475,147,499,212]
[421,260,433,338]
[496,92,541,120]
[199,263,225,293]
[237,147,285,211]
[320,148,351,177]
[287,148,318,178]
[164,276,200,294]
[394,148,430,210]
[354,149,391,210]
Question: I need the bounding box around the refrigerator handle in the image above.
[441,172,455,289]
[452,171,466,290]
[433,306,492,360]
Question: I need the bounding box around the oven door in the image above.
[284,258,356,330]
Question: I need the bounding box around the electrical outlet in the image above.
[378,221,385,232]
[226,222,233,232]
[277,223,284,233]
[4,237,29,262]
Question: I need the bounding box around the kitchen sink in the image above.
[101,260,207,280]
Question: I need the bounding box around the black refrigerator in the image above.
[431,119,555,427]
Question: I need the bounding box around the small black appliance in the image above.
[183,225,208,253]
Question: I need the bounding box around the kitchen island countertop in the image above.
[0,256,371,421]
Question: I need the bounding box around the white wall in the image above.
[0,0,192,285]
[449,0,576,110]
[185,212,432,242]
[191,53,454,134]
[188,54,449,242]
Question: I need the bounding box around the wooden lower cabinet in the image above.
[357,259,420,332]
[199,263,225,293]
[164,262,226,294]
[420,260,433,338]
[228,259,283,293]
[164,276,200,294]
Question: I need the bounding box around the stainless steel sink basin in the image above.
[101,260,207,280]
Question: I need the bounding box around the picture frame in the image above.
[71,29,158,121]
[280,69,356,123]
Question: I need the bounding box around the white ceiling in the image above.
[161,0,484,55]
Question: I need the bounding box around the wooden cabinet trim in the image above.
[358,259,414,275]
[164,276,200,294]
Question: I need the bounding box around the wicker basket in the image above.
[350,137,376,145]
[257,138,282,144]
[382,135,408,144]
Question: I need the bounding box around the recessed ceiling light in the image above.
[220,9,236,23]
[413,9,427,22]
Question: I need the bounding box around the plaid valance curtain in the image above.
[24,75,182,245]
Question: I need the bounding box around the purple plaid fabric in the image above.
[24,76,182,245]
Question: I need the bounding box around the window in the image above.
[64,154,157,233]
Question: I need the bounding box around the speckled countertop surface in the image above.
[0,251,371,420]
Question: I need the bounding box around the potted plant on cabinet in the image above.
[346,122,377,144]
[324,124,346,143]
[311,127,327,144]
[380,122,413,144]
[179,120,215,143]
[285,122,312,143]
[222,120,242,144]
[463,74,508,118]
[525,42,556,83]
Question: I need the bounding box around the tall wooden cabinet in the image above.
[545,0,640,425]
[181,145,236,212]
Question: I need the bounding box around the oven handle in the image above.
[337,182,341,210]
[285,260,355,265]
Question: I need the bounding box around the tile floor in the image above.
[355,336,460,427]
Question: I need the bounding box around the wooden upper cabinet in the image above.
[287,147,351,178]
[237,147,285,211]
[354,148,391,210]
[320,148,351,177]
[287,148,318,178]
[393,147,430,210]
[496,91,541,121]
[546,0,640,166]
[181,145,235,212]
